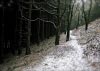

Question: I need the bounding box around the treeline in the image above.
[0,0,57,63]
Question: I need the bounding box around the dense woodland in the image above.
[0,0,100,64]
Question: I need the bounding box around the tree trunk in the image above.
[85,17,88,30]
[37,20,40,45]
[47,23,50,39]
[45,23,48,38]
[26,0,32,55]
[55,0,60,45]
[42,21,44,40]
[0,23,4,64]
[85,22,88,30]
[76,13,80,29]
[18,21,22,55]
[66,23,70,41]
[55,27,60,45]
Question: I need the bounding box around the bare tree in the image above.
[55,0,67,45]
[44,0,67,45]
[25,0,33,55]
[76,6,81,29]
[66,0,75,41]
[81,0,93,30]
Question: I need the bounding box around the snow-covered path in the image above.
[21,30,97,71]
[0,20,100,71]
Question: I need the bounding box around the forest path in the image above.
[0,20,100,71]
[20,29,99,71]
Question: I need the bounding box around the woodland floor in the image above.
[0,19,100,71]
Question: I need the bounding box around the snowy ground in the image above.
[0,19,100,71]
[19,30,99,71]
